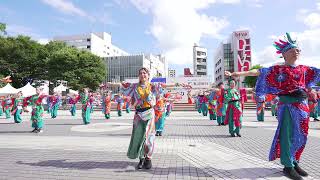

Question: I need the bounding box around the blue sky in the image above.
[1,0,320,77]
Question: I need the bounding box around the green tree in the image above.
[0,22,6,35]
[0,74,5,88]
[0,33,106,90]
[47,47,106,90]
[244,64,263,87]
[0,35,48,88]
[45,41,67,52]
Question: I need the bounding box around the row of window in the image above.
[224,66,234,72]
[196,58,207,63]
[215,66,222,75]
[106,58,143,82]
[215,59,222,67]
[224,54,233,58]
[197,65,207,70]
[215,75,223,81]
[197,72,207,75]
[196,51,207,56]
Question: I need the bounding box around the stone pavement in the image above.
[0,109,319,180]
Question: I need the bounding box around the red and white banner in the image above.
[234,31,251,72]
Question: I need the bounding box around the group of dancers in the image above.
[0,32,319,180]
[193,78,319,146]
[193,80,252,137]
[0,87,178,135]
[0,90,66,133]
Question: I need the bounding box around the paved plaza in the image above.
[0,109,319,180]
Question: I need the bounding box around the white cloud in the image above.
[303,13,320,28]
[253,46,282,66]
[129,0,153,13]
[37,38,51,45]
[255,29,320,68]
[296,29,320,65]
[54,17,74,24]
[297,1,320,29]
[41,0,94,21]
[112,0,131,9]
[257,1,320,68]
[129,0,232,65]
[236,25,253,32]
[299,56,320,68]
[95,12,116,26]
[6,24,39,37]
[245,0,264,8]
[6,24,50,45]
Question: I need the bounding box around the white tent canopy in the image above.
[18,82,36,97]
[54,84,67,93]
[69,89,78,95]
[0,83,19,96]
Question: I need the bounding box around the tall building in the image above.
[53,32,129,57]
[184,68,192,76]
[193,43,208,76]
[168,69,176,78]
[104,54,167,83]
[214,30,251,87]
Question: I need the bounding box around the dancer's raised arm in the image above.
[224,69,260,77]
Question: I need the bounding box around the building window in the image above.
[107,47,110,49]
[87,45,91,49]
[197,65,206,70]
[87,38,91,42]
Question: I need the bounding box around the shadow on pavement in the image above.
[16,159,284,178]
[102,133,131,137]
[216,167,283,179]
[167,124,221,127]
[166,134,233,138]
[46,123,83,126]
[0,122,17,124]
[0,131,31,134]
[16,159,211,177]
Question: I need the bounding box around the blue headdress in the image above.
[273,32,298,56]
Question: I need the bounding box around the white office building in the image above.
[53,32,129,57]
[104,54,167,83]
[193,44,208,76]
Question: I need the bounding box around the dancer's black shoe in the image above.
[293,162,308,177]
[137,159,144,169]
[143,158,152,169]
[283,167,302,180]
